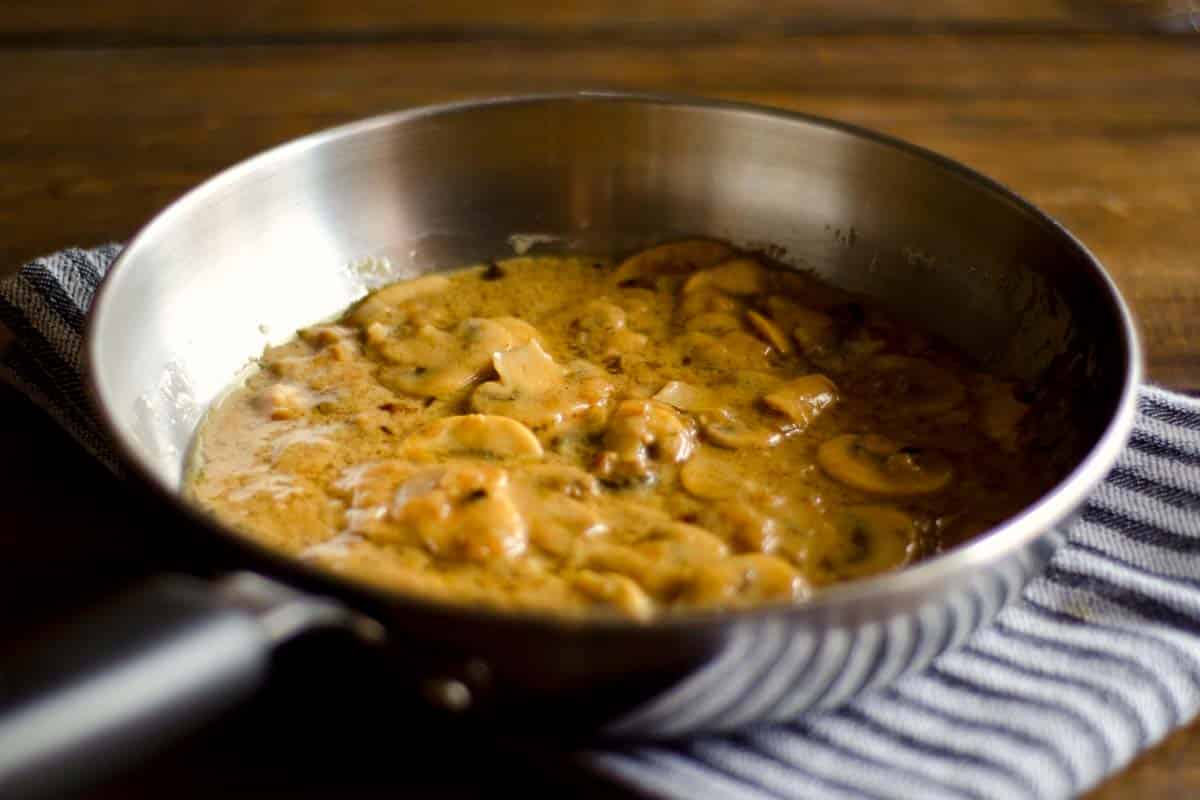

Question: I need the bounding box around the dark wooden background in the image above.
[1,2,1198,797]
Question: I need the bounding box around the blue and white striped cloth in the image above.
[4,246,1200,799]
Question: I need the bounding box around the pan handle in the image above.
[0,572,381,799]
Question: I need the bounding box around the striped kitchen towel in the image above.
[4,246,1200,800]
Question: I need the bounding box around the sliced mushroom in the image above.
[572,570,655,620]
[348,274,450,326]
[766,297,837,354]
[634,521,730,563]
[578,541,657,588]
[563,368,618,427]
[605,328,649,358]
[559,299,652,362]
[680,450,747,499]
[766,298,861,372]
[768,493,835,557]
[762,374,839,432]
[570,299,625,340]
[818,434,953,496]
[681,258,767,296]
[525,494,608,558]
[594,399,697,484]
[492,316,542,347]
[401,414,544,461]
[653,380,713,413]
[327,459,529,563]
[684,312,744,335]
[615,287,658,313]
[613,239,734,284]
[676,554,806,607]
[677,287,743,322]
[681,331,772,370]
[864,355,966,416]
[373,318,514,397]
[520,463,600,499]
[385,463,528,562]
[841,333,888,365]
[699,410,782,449]
[580,514,728,598]
[971,374,1029,451]
[472,342,613,432]
[808,505,917,581]
[699,502,781,553]
[490,340,564,395]
[746,310,792,354]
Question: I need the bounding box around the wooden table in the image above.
[1,2,1197,797]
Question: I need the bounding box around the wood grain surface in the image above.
[0,0,1194,41]
[1,3,1198,798]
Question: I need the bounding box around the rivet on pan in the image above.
[422,677,472,712]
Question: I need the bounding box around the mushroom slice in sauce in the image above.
[348,274,451,326]
[653,380,713,412]
[818,434,953,496]
[524,493,608,558]
[864,355,966,417]
[681,331,773,370]
[677,287,743,322]
[766,297,837,353]
[680,450,751,499]
[401,414,544,461]
[699,410,782,449]
[746,309,793,354]
[654,380,779,449]
[558,299,651,362]
[970,373,1029,451]
[809,506,917,582]
[698,501,781,554]
[613,239,733,284]
[634,521,730,563]
[521,463,601,499]
[573,570,655,620]
[684,312,744,336]
[681,258,767,296]
[762,374,839,432]
[372,318,514,397]
[492,316,543,347]
[594,399,697,484]
[677,554,808,606]
[471,341,563,416]
[385,463,528,562]
[472,342,614,434]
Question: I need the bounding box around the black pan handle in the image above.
[0,573,380,799]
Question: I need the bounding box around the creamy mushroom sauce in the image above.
[187,241,1050,619]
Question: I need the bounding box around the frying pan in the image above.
[0,93,1140,798]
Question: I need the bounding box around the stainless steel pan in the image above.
[0,93,1140,798]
